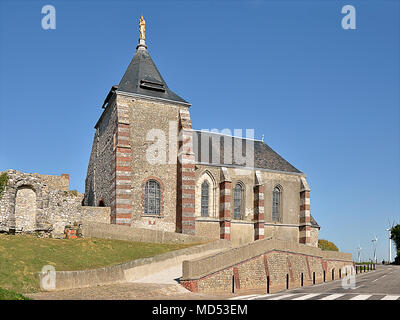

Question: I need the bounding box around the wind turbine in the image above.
[371,235,378,264]
[357,244,362,263]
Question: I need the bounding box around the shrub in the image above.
[318,239,339,251]
[390,224,400,265]
[0,173,9,200]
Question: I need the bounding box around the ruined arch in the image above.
[5,175,44,232]
[14,185,37,232]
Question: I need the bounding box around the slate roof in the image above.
[193,130,302,174]
[310,215,320,229]
[117,47,189,105]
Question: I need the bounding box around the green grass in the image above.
[0,234,198,294]
[0,288,30,300]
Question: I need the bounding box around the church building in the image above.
[83,16,320,246]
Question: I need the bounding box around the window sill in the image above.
[230,219,254,225]
[196,217,220,222]
[141,214,164,218]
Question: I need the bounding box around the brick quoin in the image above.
[219,179,231,240]
[287,256,295,283]
[254,184,265,240]
[233,267,240,290]
[263,254,270,279]
[177,109,196,235]
[305,256,312,280]
[181,280,198,292]
[111,118,133,225]
[299,189,311,245]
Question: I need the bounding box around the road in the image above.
[230,265,400,301]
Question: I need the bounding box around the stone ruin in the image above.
[0,169,109,238]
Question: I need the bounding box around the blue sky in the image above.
[0,0,399,262]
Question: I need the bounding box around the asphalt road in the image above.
[230,265,400,300]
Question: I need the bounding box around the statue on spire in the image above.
[139,15,146,40]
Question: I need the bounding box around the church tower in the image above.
[84,16,196,234]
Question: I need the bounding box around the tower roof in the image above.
[117,16,189,105]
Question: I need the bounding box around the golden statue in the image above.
[139,15,146,40]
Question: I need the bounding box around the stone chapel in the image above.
[83,16,320,246]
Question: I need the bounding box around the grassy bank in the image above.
[0,234,197,294]
[0,287,30,300]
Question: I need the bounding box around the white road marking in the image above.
[381,295,400,300]
[247,294,277,300]
[229,294,259,300]
[372,274,387,283]
[350,295,372,300]
[240,292,400,301]
[351,285,364,290]
[292,293,321,300]
[320,294,345,300]
[267,293,298,300]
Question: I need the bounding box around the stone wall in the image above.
[310,227,319,247]
[125,95,185,231]
[83,97,117,209]
[0,170,110,237]
[80,221,211,244]
[81,207,110,224]
[192,164,318,246]
[180,238,353,293]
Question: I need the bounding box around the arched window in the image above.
[201,181,209,217]
[272,186,281,222]
[144,180,161,215]
[233,183,243,220]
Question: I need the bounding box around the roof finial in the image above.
[137,15,147,50]
[261,134,264,142]
[139,15,145,40]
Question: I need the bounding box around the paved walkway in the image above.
[28,247,229,300]
[27,283,231,300]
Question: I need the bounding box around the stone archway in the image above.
[15,186,37,232]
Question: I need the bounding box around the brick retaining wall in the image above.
[180,238,353,293]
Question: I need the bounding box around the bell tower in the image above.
[84,16,193,232]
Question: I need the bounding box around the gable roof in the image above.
[117,46,189,105]
[192,130,302,174]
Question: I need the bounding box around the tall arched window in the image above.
[144,180,161,215]
[233,183,243,220]
[201,181,209,217]
[272,186,281,222]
